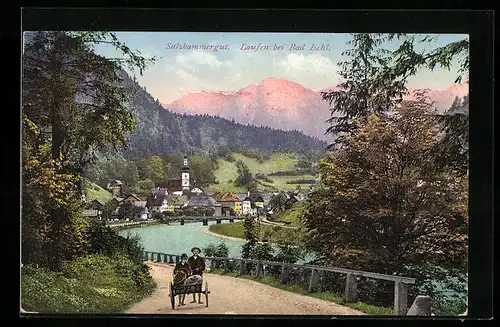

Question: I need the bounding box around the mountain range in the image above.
[121,74,328,160]
[162,78,469,141]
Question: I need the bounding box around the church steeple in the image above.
[181,155,190,191]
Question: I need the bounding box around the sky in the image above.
[92,32,468,104]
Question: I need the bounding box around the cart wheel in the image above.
[204,280,209,307]
[170,281,175,310]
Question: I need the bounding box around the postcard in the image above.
[21,30,469,317]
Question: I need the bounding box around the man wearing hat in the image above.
[187,246,205,304]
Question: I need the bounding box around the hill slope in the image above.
[84,180,113,203]
[207,152,316,193]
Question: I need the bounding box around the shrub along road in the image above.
[126,262,365,315]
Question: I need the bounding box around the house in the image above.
[106,180,123,196]
[184,195,222,216]
[213,191,243,216]
[132,201,149,220]
[156,180,183,195]
[190,187,205,196]
[146,188,170,213]
[242,192,265,217]
[83,209,102,220]
[242,197,252,216]
[121,194,142,203]
[87,198,106,210]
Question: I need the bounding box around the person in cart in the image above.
[187,246,205,304]
[172,253,191,306]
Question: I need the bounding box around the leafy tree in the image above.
[101,200,119,221]
[162,152,184,180]
[117,202,142,220]
[189,154,217,187]
[22,116,88,270]
[303,101,467,309]
[386,34,469,180]
[251,242,274,261]
[85,220,145,264]
[23,31,151,169]
[295,156,311,169]
[132,178,155,194]
[137,156,164,182]
[268,192,288,212]
[22,31,152,270]
[433,95,469,175]
[121,162,139,194]
[234,160,253,188]
[241,215,258,259]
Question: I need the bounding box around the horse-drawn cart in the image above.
[169,270,210,310]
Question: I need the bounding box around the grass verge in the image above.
[21,254,156,313]
[207,268,392,315]
[208,221,302,246]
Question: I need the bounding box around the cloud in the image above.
[152,50,340,103]
[276,53,338,89]
[175,50,223,70]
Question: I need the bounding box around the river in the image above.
[118,221,252,258]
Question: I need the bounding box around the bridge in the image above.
[142,251,432,315]
[165,216,247,226]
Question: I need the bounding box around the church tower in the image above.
[181,155,190,191]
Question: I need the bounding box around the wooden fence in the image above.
[142,251,416,315]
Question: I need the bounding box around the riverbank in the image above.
[207,221,302,247]
[109,220,163,232]
[203,227,300,249]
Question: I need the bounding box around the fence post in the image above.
[162,253,168,263]
[143,252,148,260]
[256,261,262,278]
[406,295,432,316]
[344,273,358,303]
[308,268,318,292]
[175,255,180,264]
[168,255,174,264]
[394,280,408,315]
[150,252,155,261]
[280,263,289,284]
[239,260,245,276]
[157,253,161,262]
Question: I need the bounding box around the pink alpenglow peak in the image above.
[162,78,468,142]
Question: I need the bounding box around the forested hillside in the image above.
[120,72,327,160]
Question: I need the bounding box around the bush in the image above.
[286,179,316,184]
[255,173,274,183]
[203,240,230,270]
[203,240,230,258]
[85,220,145,264]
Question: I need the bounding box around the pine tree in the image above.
[321,33,407,149]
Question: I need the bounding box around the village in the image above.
[83,155,310,223]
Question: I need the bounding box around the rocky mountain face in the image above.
[120,74,328,160]
[163,78,469,141]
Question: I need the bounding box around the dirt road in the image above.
[126,262,365,315]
